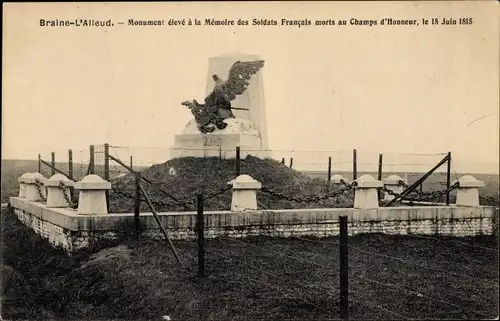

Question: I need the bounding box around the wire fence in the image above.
[14,143,500,319]
[29,143,500,212]
[163,213,498,320]
[35,143,492,178]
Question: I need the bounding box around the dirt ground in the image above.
[2,208,498,320]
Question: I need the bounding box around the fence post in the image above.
[281,157,285,165]
[68,149,73,180]
[352,149,357,181]
[339,215,349,320]
[104,143,110,212]
[196,192,205,277]
[446,152,451,205]
[134,171,141,241]
[38,154,41,173]
[51,152,56,176]
[130,156,133,171]
[327,156,332,186]
[236,147,241,177]
[377,154,383,200]
[289,157,293,169]
[89,145,95,174]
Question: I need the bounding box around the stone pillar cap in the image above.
[330,174,349,184]
[18,172,34,183]
[24,172,47,184]
[228,174,262,190]
[74,174,111,190]
[45,173,75,187]
[383,174,404,185]
[355,174,383,188]
[452,175,485,188]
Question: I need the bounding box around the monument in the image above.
[169,54,269,159]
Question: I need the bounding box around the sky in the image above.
[2,1,499,174]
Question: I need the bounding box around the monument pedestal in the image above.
[170,118,268,159]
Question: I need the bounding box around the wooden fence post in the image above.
[377,154,383,200]
[68,149,73,180]
[104,143,110,212]
[327,156,332,186]
[51,152,56,176]
[139,184,183,267]
[289,157,293,169]
[134,171,141,241]
[281,157,285,165]
[38,154,41,174]
[196,192,205,277]
[446,152,451,205]
[236,147,241,177]
[352,149,357,181]
[130,156,133,171]
[339,215,349,320]
[89,145,95,175]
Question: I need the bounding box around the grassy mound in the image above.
[109,156,354,213]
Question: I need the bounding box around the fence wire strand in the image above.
[352,271,496,319]
[348,245,498,285]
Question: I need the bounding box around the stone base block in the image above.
[170,133,267,159]
[170,117,269,159]
[354,189,380,209]
[456,188,480,207]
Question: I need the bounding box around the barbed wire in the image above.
[261,180,354,204]
[352,269,495,319]
[348,245,498,285]
[388,233,491,266]
[293,236,340,245]
[176,242,337,316]
[218,236,335,272]
[349,292,410,319]
[185,240,340,316]
[406,233,498,252]
[185,239,329,294]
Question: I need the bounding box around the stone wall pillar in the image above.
[454,175,485,207]
[354,174,383,209]
[45,174,74,208]
[24,173,47,202]
[383,174,404,201]
[18,172,33,198]
[74,174,111,215]
[228,174,262,212]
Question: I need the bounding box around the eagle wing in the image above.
[221,60,265,101]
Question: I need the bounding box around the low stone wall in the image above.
[9,196,498,254]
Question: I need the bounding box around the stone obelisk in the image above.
[169,54,269,159]
[205,53,269,150]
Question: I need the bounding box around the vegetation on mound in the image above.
[109,156,354,213]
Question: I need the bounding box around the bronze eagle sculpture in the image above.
[182,60,265,133]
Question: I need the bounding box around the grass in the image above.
[1,207,498,320]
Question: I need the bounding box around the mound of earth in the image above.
[109,156,354,213]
